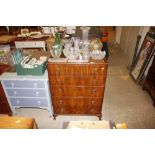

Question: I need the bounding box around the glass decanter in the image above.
[50,33,62,58]
[80,26,90,51]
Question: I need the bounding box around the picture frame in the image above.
[130,32,155,83]
[130,34,141,71]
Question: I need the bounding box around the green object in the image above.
[13,49,23,64]
[13,50,47,76]
[15,62,47,76]
[50,33,62,58]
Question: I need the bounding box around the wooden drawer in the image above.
[48,64,89,75]
[48,64,67,75]
[3,80,45,88]
[50,86,104,97]
[88,76,106,86]
[67,64,108,75]
[49,76,67,85]
[0,116,37,129]
[50,86,85,97]
[65,65,90,75]
[47,63,108,76]
[86,87,104,97]
[49,75,106,86]
[52,97,103,114]
[87,64,108,75]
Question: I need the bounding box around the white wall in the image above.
[119,26,130,54]
[125,26,141,64]
[117,26,152,78]
[117,26,151,66]
[115,26,122,44]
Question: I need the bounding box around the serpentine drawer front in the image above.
[47,60,108,120]
[1,78,52,115]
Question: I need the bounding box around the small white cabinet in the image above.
[0,71,52,115]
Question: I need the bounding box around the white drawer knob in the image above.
[11,82,14,87]
[14,91,17,95]
[36,91,39,96]
[16,100,20,104]
[37,100,41,105]
[34,83,38,88]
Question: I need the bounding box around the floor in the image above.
[14,40,155,129]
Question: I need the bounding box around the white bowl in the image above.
[90,51,106,60]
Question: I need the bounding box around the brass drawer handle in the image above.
[90,109,94,112]
[57,80,62,84]
[59,100,63,104]
[57,68,60,74]
[92,88,97,92]
[61,108,64,113]
[59,88,62,91]
[93,79,97,84]
[93,68,98,73]
[91,100,95,104]
[101,67,104,70]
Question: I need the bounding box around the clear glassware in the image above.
[63,38,73,50]
[89,38,103,51]
[80,26,90,51]
[71,37,80,51]
[50,33,62,58]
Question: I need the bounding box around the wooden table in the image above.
[0,116,37,129]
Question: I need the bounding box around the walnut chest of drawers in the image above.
[47,60,108,120]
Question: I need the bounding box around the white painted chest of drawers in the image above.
[0,71,52,115]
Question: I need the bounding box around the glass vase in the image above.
[50,33,62,58]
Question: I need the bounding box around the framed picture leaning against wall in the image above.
[130,32,155,83]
